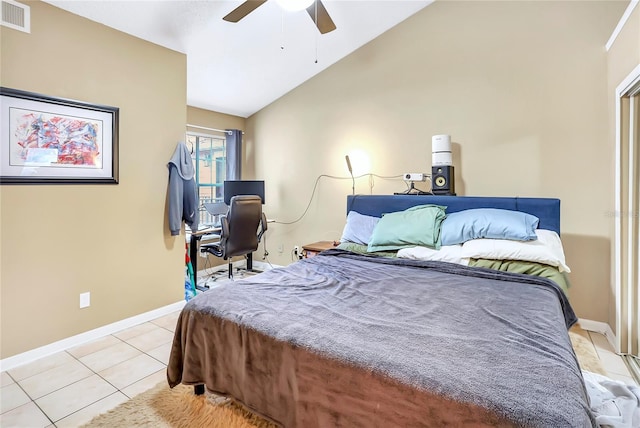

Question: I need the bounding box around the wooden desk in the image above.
[302,241,338,258]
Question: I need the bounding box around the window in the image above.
[187,132,225,225]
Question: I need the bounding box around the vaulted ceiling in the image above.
[43,1,433,118]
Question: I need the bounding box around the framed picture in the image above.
[0,87,119,184]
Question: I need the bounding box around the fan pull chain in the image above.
[314,0,318,63]
[281,9,285,50]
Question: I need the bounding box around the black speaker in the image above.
[431,166,456,195]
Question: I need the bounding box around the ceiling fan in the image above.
[223,0,337,34]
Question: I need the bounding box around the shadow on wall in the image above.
[561,234,611,324]
[451,141,465,196]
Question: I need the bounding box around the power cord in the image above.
[262,233,269,259]
[256,221,274,270]
[274,173,402,226]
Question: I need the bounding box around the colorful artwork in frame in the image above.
[0,87,119,184]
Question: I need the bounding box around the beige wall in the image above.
[606,4,640,331]
[1,1,187,358]
[247,1,627,322]
[187,106,245,131]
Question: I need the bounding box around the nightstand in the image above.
[302,241,338,258]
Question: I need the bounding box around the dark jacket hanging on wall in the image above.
[167,142,199,236]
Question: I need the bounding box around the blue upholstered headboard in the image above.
[346,195,561,235]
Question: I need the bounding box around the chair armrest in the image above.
[257,212,267,243]
[219,215,229,236]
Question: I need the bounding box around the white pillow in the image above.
[461,229,571,273]
[397,245,470,266]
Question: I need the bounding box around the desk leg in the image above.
[190,235,210,292]
[189,236,198,289]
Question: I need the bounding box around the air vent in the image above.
[1,0,30,33]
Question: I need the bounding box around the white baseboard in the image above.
[578,318,618,352]
[0,300,186,372]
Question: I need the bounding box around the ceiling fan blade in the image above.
[223,0,268,23]
[306,0,336,34]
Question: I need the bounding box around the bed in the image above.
[167,195,594,427]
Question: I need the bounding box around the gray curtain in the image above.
[225,129,242,180]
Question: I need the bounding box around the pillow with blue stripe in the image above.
[440,208,539,246]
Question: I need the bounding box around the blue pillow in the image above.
[340,211,380,245]
[440,208,539,246]
[367,205,447,252]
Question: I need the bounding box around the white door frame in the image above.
[615,64,640,354]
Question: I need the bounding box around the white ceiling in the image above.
[43,0,432,118]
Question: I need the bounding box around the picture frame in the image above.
[0,87,119,184]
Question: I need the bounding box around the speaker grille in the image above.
[431,165,455,195]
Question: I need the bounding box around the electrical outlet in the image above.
[293,245,304,260]
[277,244,284,254]
[79,292,90,309]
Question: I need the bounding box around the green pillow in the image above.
[337,242,398,258]
[367,205,447,252]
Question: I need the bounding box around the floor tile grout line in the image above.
[69,344,132,385]
[12,351,94,400]
[119,367,168,400]
[0,314,178,425]
[113,322,175,342]
[61,352,166,422]
[30,345,167,423]
[6,340,154,421]
[49,390,125,425]
[6,351,76,384]
[582,332,601,357]
[84,351,165,394]
[0,380,40,417]
[28,372,103,422]
[54,353,166,424]
[75,336,152,374]
[8,381,55,426]
[586,330,638,382]
[68,346,127,398]
[67,335,127,360]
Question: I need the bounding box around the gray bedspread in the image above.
[168,250,595,427]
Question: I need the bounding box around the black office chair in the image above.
[200,195,267,279]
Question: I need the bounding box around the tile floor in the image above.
[585,330,639,385]
[0,310,178,428]
[0,268,255,428]
[1,311,638,427]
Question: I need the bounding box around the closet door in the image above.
[616,71,640,357]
